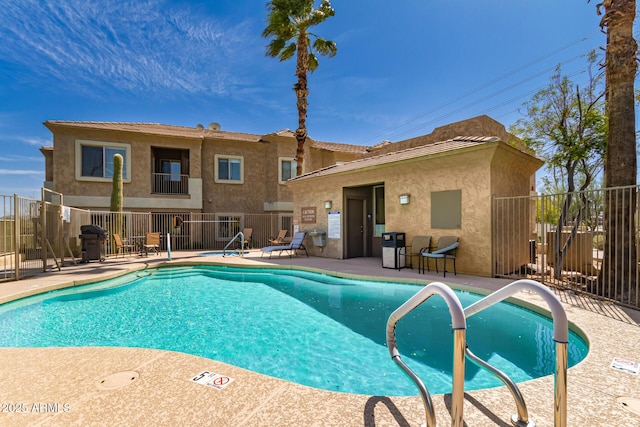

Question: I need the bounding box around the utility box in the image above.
[382,232,406,269]
[309,230,327,247]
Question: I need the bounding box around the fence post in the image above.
[13,194,20,280]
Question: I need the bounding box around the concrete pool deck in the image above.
[0,251,638,426]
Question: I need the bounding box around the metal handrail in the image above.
[465,346,533,427]
[386,282,467,427]
[222,231,245,257]
[463,279,568,427]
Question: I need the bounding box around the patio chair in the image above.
[113,233,134,258]
[420,236,459,277]
[269,229,288,245]
[261,231,308,258]
[404,235,432,269]
[238,228,252,249]
[143,232,161,256]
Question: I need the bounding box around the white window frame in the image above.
[214,154,244,184]
[215,213,244,242]
[278,157,297,184]
[75,139,131,183]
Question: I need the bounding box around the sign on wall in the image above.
[328,211,340,239]
[301,206,316,224]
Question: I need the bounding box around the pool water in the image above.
[0,266,588,396]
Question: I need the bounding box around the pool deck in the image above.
[0,251,639,426]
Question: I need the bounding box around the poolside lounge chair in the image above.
[261,231,308,258]
[269,229,288,245]
[143,232,161,256]
[113,233,134,258]
[403,235,432,269]
[420,236,459,277]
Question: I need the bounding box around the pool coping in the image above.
[0,251,638,426]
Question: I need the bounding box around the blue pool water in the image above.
[0,266,588,396]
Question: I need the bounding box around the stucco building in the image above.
[41,115,542,276]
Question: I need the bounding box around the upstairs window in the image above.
[279,157,297,183]
[214,155,243,184]
[76,140,130,182]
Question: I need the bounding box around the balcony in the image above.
[152,173,189,195]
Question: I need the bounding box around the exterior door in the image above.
[346,198,366,258]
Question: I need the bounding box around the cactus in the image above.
[110,153,124,253]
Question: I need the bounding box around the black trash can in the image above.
[79,225,107,263]
[382,232,406,269]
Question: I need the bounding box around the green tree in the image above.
[595,0,638,297]
[263,0,337,176]
[510,56,606,278]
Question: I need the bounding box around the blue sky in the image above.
[0,0,613,197]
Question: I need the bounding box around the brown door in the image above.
[346,198,366,258]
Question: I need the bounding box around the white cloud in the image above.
[0,0,258,97]
[0,169,43,175]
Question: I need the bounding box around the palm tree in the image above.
[596,0,637,296]
[263,0,337,176]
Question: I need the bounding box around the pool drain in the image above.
[97,371,140,390]
[617,396,640,417]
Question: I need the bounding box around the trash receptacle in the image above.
[382,232,406,269]
[79,225,107,263]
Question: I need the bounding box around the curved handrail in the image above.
[386,282,466,427]
[222,231,245,256]
[464,279,567,427]
[465,346,533,427]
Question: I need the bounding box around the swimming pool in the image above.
[0,265,588,396]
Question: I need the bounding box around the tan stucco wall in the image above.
[289,142,542,277]
[48,127,203,210]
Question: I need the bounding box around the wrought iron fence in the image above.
[494,185,639,309]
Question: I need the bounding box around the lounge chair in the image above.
[113,233,134,257]
[420,236,459,277]
[143,232,161,256]
[261,231,308,258]
[269,229,288,245]
[404,235,431,269]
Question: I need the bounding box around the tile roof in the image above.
[43,121,366,153]
[311,140,368,154]
[43,121,262,142]
[290,136,502,181]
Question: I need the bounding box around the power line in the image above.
[358,31,602,144]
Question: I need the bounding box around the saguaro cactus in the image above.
[110,153,124,252]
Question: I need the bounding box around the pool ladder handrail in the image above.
[464,279,568,427]
[222,231,245,257]
[386,282,467,427]
[386,279,568,427]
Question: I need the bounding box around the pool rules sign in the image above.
[190,371,234,390]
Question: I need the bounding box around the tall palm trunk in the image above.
[294,32,309,177]
[599,0,637,297]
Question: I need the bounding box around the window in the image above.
[161,160,182,182]
[214,155,243,184]
[373,185,385,237]
[215,214,243,241]
[75,140,130,182]
[279,157,297,183]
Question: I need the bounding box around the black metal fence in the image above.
[494,185,639,309]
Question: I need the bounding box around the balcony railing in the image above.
[152,173,189,195]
